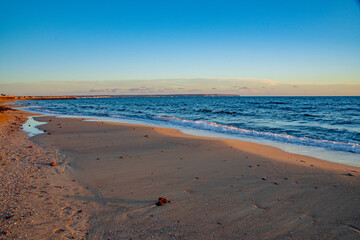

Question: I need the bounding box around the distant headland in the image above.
[0,94,239,101]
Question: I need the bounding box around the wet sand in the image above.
[1,103,360,239]
[32,115,360,239]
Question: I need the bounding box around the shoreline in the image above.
[16,103,360,168]
[33,115,360,239]
[1,102,360,239]
[34,114,360,172]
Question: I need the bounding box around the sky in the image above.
[0,0,359,96]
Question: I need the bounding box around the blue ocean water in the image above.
[16,96,360,165]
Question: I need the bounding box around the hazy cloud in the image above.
[1,78,359,96]
[111,88,123,92]
[237,86,259,94]
[90,88,123,93]
[238,87,250,90]
[188,89,201,92]
[128,87,154,92]
[89,88,105,93]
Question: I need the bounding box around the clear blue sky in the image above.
[0,0,359,95]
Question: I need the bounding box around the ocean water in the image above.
[15,96,360,166]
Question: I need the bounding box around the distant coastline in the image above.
[0,96,77,101]
[1,94,239,101]
[77,94,240,98]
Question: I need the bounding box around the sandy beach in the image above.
[2,0,360,239]
[0,104,95,239]
[1,104,360,239]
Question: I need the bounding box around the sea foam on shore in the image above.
[14,96,360,166]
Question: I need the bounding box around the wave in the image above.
[196,109,212,113]
[268,101,287,104]
[303,113,318,117]
[195,109,236,114]
[16,100,360,155]
[148,116,360,154]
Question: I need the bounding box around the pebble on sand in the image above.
[50,162,57,166]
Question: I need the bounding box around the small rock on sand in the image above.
[156,197,170,206]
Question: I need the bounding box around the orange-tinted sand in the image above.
[0,105,94,239]
[1,104,360,239]
[35,116,360,239]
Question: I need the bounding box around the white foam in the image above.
[15,105,360,167]
[149,116,360,154]
[22,117,47,137]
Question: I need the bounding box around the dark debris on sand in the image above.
[156,197,171,206]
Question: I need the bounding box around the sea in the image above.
[15,96,360,167]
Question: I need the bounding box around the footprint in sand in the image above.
[61,206,82,217]
[60,206,73,216]
[53,229,65,234]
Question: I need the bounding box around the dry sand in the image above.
[1,103,360,239]
[0,104,94,239]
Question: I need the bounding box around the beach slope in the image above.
[28,115,360,240]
